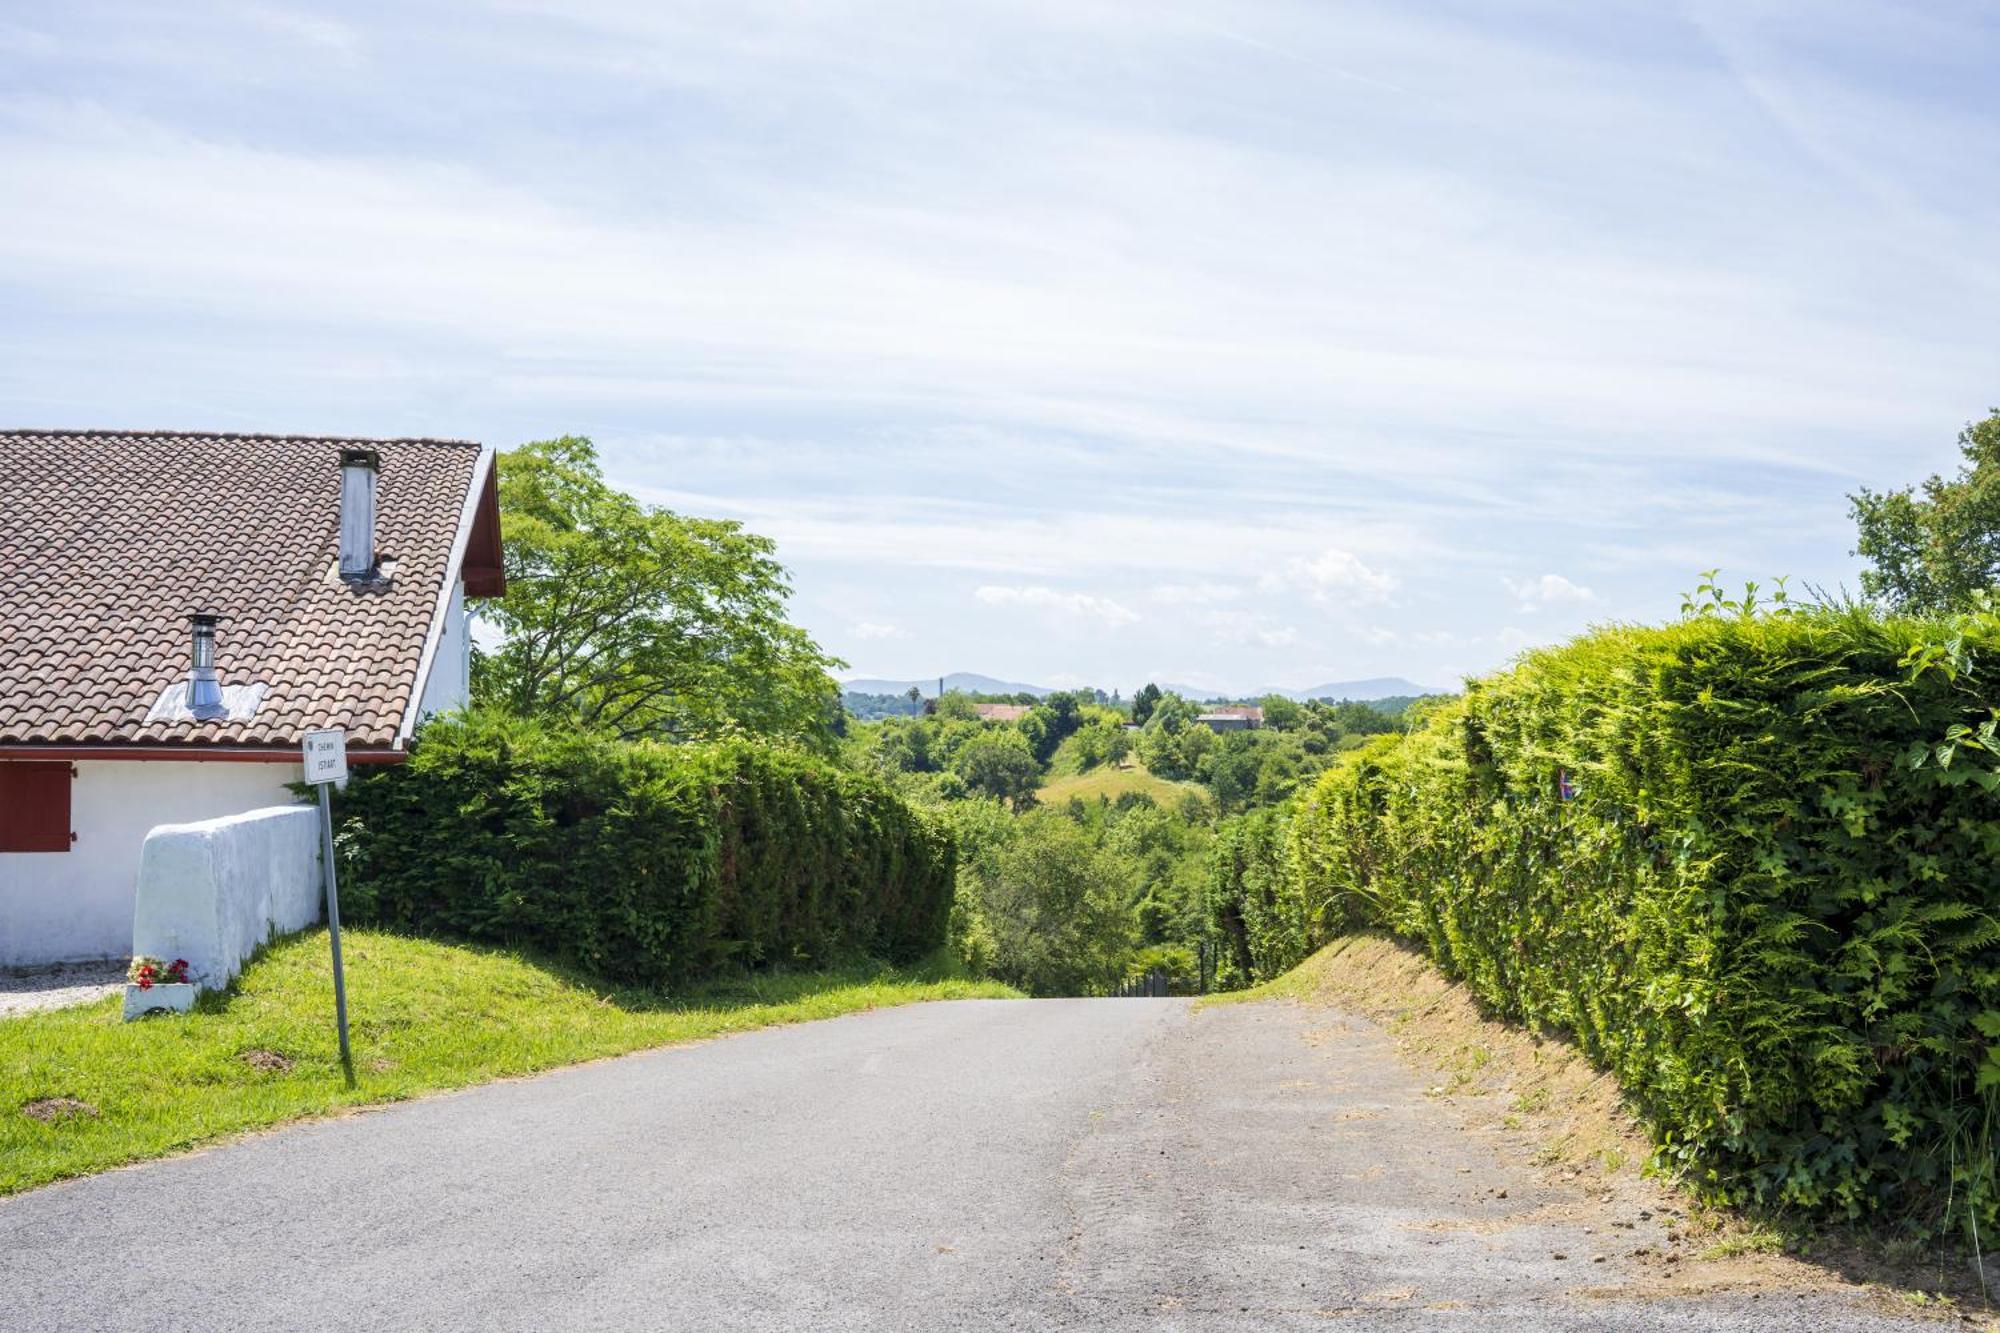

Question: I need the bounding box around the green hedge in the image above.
[332,713,956,986]
[1214,607,2000,1238]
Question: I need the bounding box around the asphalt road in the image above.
[0,997,1950,1331]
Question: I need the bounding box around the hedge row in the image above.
[332,712,956,986]
[1211,606,2000,1238]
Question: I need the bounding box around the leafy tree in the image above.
[968,813,1136,995]
[1258,694,1304,731]
[1131,682,1163,726]
[1103,725,1134,768]
[934,691,980,722]
[475,437,843,747]
[952,730,1042,808]
[1851,411,2000,613]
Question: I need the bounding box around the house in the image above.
[973,702,1032,723]
[1195,704,1263,733]
[0,430,504,967]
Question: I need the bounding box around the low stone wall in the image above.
[131,805,322,990]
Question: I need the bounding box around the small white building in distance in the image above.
[0,430,505,968]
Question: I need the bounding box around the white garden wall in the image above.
[0,760,301,967]
[131,805,323,989]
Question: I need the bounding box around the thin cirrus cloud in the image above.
[974,585,1141,628]
[0,1,1994,692]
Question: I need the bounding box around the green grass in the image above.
[1038,761,1206,807]
[0,929,1018,1196]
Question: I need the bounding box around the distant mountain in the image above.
[842,672,1052,699]
[1273,677,1447,702]
[840,672,1448,704]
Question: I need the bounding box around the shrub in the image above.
[332,712,955,987]
[1219,606,2000,1239]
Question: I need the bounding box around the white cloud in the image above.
[974,584,1139,626]
[1504,573,1598,612]
[1196,609,1300,648]
[851,621,906,640]
[1267,549,1399,605]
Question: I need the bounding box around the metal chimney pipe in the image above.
[338,447,380,579]
[188,613,226,720]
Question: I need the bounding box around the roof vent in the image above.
[187,613,226,720]
[339,447,380,580]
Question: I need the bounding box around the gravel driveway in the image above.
[0,961,124,1019]
[0,995,1955,1330]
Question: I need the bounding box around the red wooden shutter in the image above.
[0,762,74,852]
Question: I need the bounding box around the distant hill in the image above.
[841,672,1448,705]
[1272,677,1448,702]
[842,672,1052,699]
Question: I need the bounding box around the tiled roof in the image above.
[0,430,499,752]
[973,703,1032,723]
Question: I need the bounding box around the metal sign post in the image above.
[303,728,354,1087]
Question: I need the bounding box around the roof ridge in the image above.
[0,428,484,448]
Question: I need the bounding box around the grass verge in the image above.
[1,929,1018,1196]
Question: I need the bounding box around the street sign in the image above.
[303,728,348,785]
[303,727,354,1084]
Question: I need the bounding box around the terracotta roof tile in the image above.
[0,429,486,751]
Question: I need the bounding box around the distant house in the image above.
[0,430,505,967]
[1196,705,1263,733]
[973,703,1032,723]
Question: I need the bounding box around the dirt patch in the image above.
[1252,933,1995,1326]
[239,1050,294,1073]
[21,1097,98,1123]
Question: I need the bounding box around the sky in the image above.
[3,1,1997,695]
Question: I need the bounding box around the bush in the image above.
[332,712,955,987]
[1217,606,2000,1239]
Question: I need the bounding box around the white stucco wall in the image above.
[0,760,302,968]
[131,805,323,989]
[415,577,471,723]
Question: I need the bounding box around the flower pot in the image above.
[123,983,196,1021]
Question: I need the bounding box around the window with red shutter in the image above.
[0,763,74,852]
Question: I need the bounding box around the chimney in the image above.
[187,613,226,720]
[339,447,380,579]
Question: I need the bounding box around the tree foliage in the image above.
[1852,410,2000,613]
[475,436,844,748]
[958,811,1138,996]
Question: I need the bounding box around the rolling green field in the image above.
[1037,761,1206,807]
[0,929,1017,1196]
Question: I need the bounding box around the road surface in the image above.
[0,996,1949,1330]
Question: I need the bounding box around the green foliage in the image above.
[1851,410,2000,614]
[958,810,1138,996]
[333,712,955,987]
[951,729,1042,807]
[1131,682,1163,726]
[476,436,843,749]
[1214,605,2000,1240]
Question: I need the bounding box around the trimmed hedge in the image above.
[332,713,956,986]
[1213,607,2000,1238]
